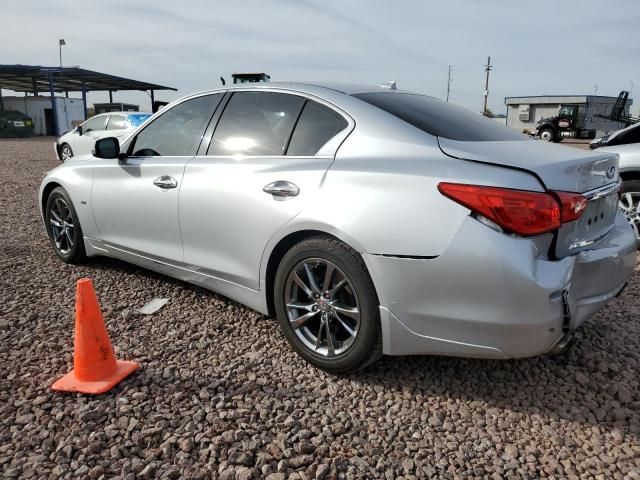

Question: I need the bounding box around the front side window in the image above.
[106,115,126,130]
[209,92,305,156]
[83,115,107,133]
[287,101,348,156]
[129,94,221,157]
[558,105,577,118]
[354,92,526,142]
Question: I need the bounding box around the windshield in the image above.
[558,105,576,118]
[353,92,525,141]
[127,114,152,128]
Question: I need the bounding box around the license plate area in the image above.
[13,121,25,127]
[555,183,621,257]
[576,192,619,241]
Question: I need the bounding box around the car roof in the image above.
[91,112,152,117]
[221,81,414,96]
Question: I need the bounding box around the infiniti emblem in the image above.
[606,166,616,180]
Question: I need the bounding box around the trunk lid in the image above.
[438,138,621,257]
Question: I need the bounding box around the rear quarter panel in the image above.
[268,112,546,259]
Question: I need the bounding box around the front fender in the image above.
[39,165,100,240]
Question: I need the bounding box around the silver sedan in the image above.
[39,83,637,373]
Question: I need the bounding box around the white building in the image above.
[504,95,631,135]
[1,95,85,135]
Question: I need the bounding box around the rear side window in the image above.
[287,101,348,156]
[106,115,126,130]
[209,92,305,156]
[127,114,151,128]
[129,94,221,157]
[353,92,525,142]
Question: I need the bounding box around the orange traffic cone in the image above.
[52,278,139,394]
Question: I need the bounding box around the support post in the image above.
[47,71,59,136]
[32,77,39,96]
[81,82,88,120]
[109,90,113,103]
[0,81,4,110]
[150,90,155,111]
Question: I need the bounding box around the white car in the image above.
[55,112,151,160]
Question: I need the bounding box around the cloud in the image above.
[1,0,639,114]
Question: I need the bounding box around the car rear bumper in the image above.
[364,212,636,359]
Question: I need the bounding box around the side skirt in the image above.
[83,237,269,314]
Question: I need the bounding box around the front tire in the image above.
[539,128,555,142]
[274,236,382,373]
[45,187,87,264]
[620,179,640,248]
[60,143,73,161]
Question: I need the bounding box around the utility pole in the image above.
[482,56,492,116]
[58,39,66,68]
[446,65,453,102]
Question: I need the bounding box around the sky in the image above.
[1,0,639,115]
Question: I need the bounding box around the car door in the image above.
[91,94,222,264]
[180,91,352,290]
[73,115,108,155]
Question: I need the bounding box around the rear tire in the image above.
[45,187,87,264]
[274,236,382,373]
[620,179,640,248]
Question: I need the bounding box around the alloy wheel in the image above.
[49,197,75,254]
[620,191,640,241]
[61,145,72,160]
[285,258,360,357]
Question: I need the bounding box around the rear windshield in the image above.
[127,114,151,128]
[353,92,526,142]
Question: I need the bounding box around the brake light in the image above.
[438,183,561,236]
[553,191,588,223]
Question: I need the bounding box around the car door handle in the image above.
[153,176,178,189]
[263,181,299,197]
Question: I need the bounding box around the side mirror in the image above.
[76,125,83,136]
[94,137,121,159]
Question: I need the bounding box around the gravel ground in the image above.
[1,137,639,480]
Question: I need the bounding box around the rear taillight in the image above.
[438,183,567,236]
[553,191,588,223]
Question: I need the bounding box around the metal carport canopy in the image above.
[0,64,176,135]
[0,64,176,94]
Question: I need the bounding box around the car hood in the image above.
[438,138,619,193]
